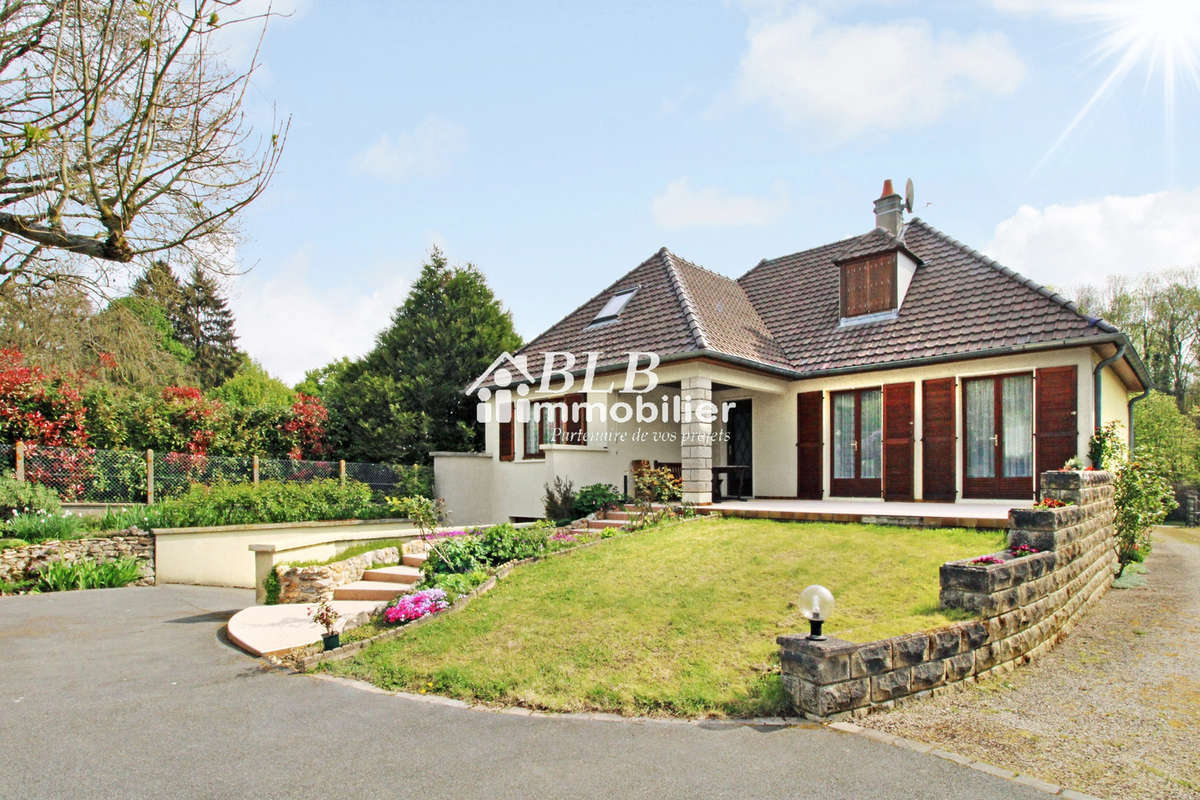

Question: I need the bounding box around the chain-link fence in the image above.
[5,443,412,503]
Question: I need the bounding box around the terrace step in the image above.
[585,519,629,529]
[361,565,422,584]
[402,551,428,568]
[333,580,414,602]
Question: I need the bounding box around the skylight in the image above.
[591,288,637,325]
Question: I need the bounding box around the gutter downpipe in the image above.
[1127,386,1151,452]
[1092,341,1126,440]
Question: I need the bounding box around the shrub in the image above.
[37,556,141,591]
[431,569,488,602]
[573,483,624,517]
[0,472,63,519]
[542,476,576,522]
[5,510,84,543]
[634,466,682,503]
[423,534,487,576]
[263,569,281,605]
[95,479,384,530]
[479,522,548,564]
[1113,451,1176,576]
[1088,421,1127,470]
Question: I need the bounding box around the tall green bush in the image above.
[1113,451,1177,576]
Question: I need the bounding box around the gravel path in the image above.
[858,527,1200,800]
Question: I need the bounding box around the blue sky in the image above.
[225,0,1200,383]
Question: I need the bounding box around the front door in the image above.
[963,374,1034,499]
[831,388,883,497]
[725,399,753,496]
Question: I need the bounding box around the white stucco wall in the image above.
[433,345,1140,521]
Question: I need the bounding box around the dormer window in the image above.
[589,287,637,327]
[840,252,896,318]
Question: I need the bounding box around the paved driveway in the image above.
[0,585,1046,800]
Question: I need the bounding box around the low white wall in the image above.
[153,518,418,589]
[432,451,500,527]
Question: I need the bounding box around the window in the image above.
[590,288,637,326]
[523,404,555,458]
[840,252,896,318]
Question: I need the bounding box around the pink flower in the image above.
[383,589,450,625]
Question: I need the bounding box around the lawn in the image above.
[323,517,1005,717]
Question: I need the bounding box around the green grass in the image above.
[324,517,1003,718]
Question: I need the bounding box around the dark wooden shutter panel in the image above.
[883,382,914,501]
[1036,366,1077,475]
[840,252,897,317]
[922,378,955,501]
[499,419,514,461]
[562,393,587,444]
[796,391,823,499]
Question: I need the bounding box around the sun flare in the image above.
[1035,0,1200,173]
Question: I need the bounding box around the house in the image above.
[434,181,1150,525]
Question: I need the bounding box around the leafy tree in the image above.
[177,267,242,388]
[0,0,286,294]
[0,283,192,391]
[1113,452,1176,576]
[325,250,522,463]
[0,348,89,448]
[1076,268,1200,409]
[294,357,352,399]
[211,361,293,408]
[1131,391,1200,484]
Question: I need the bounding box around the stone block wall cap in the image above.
[777,634,858,656]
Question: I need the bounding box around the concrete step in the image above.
[403,551,427,568]
[361,565,422,584]
[602,510,648,521]
[333,581,414,601]
[586,519,629,529]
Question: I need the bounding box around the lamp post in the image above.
[799,584,835,641]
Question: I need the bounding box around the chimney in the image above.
[873,179,903,236]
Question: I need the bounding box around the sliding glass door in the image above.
[830,388,882,497]
[963,374,1034,498]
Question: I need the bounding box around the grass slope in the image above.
[325,517,1003,717]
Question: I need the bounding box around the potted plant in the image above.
[309,599,341,650]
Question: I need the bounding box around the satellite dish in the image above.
[904,178,915,213]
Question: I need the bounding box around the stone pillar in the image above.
[680,375,713,505]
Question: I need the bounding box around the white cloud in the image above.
[652,178,786,229]
[228,248,414,385]
[352,115,468,183]
[733,7,1025,138]
[985,186,1200,290]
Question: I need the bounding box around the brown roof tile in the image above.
[513,219,1116,382]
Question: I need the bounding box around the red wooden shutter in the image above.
[561,393,587,444]
[499,419,514,461]
[796,391,823,499]
[883,382,914,501]
[840,253,897,317]
[921,378,956,501]
[1036,366,1077,475]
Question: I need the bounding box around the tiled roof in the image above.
[514,219,1118,381]
[738,218,1111,375]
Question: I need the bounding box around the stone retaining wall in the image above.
[0,528,155,587]
[275,545,402,603]
[778,470,1116,720]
